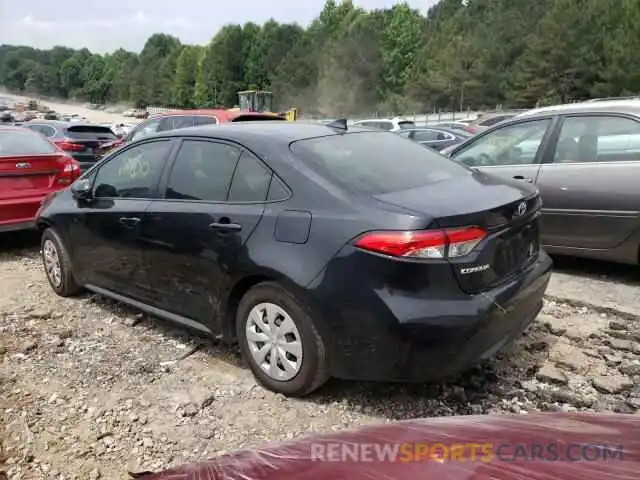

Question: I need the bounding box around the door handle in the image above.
[119,216,141,226]
[209,219,242,231]
[513,175,533,183]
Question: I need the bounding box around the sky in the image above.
[0,0,439,53]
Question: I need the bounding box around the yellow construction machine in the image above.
[230,90,297,121]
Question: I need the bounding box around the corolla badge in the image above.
[15,162,31,169]
[460,264,490,275]
[515,201,527,217]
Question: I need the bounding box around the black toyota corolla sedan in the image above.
[35,120,552,397]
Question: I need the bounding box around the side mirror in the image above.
[71,178,93,200]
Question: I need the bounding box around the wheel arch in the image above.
[221,270,313,342]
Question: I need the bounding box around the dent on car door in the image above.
[69,139,174,300]
[536,115,640,250]
[451,118,553,184]
[141,140,270,330]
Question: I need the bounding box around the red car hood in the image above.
[134,413,639,479]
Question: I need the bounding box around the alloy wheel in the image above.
[42,239,62,287]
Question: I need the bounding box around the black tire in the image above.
[236,281,329,397]
[41,228,83,297]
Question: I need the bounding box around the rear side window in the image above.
[480,115,514,127]
[228,152,272,202]
[0,129,57,155]
[165,140,240,201]
[26,124,56,138]
[66,125,116,140]
[159,116,195,132]
[290,131,470,195]
[194,116,217,126]
[230,114,283,122]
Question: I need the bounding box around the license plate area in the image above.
[494,220,539,278]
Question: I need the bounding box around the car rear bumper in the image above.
[0,219,36,233]
[313,249,553,382]
[0,194,51,232]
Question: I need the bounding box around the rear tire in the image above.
[41,228,82,297]
[236,282,329,397]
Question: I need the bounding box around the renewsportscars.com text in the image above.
[310,442,625,463]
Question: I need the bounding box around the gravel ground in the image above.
[1,235,639,479]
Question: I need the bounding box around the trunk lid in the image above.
[373,171,541,293]
[63,124,117,162]
[0,154,70,200]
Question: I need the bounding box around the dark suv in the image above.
[24,120,117,171]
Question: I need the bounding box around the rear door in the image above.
[450,118,554,185]
[536,114,640,249]
[142,139,270,330]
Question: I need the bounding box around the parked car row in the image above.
[2,98,639,398]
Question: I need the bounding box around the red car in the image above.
[100,109,283,154]
[0,126,81,232]
[135,413,639,479]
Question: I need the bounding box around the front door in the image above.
[536,114,640,249]
[69,139,174,301]
[141,140,271,331]
[451,118,555,187]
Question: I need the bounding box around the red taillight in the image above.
[354,227,486,259]
[54,139,85,151]
[466,127,477,134]
[54,157,81,185]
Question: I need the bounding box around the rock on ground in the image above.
[1,242,639,479]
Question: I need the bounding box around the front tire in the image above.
[41,228,82,297]
[236,282,329,397]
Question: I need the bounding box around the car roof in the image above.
[152,120,376,144]
[516,100,640,118]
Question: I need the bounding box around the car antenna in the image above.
[326,118,348,131]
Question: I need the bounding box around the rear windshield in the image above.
[65,125,117,139]
[397,121,416,129]
[290,131,470,195]
[0,129,57,155]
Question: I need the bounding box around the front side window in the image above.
[290,131,470,195]
[554,116,640,164]
[453,119,551,167]
[165,140,240,201]
[93,140,171,198]
[130,119,161,142]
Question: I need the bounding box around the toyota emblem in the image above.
[515,201,527,217]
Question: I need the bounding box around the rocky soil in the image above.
[1,239,639,479]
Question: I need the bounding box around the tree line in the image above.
[0,0,639,116]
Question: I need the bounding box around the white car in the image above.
[352,117,416,132]
[110,122,135,137]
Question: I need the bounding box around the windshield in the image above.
[0,129,57,155]
[398,121,415,129]
[290,131,470,195]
